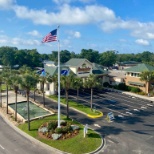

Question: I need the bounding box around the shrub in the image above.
[118,83,127,90]
[60,120,67,126]
[55,127,63,134]
[103,82,110,87]
[130,87,141,93]
[48,120,58,131]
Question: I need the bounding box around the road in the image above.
[0,111,61,154]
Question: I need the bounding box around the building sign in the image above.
[61,70,69,76]
[77,63,91,74]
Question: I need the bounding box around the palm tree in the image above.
[39,71,52,107]
[139,71,154,93]
[73,77,83,100]
[83,74,102,110]
[11,70,21,121]
[0,73,3,107]
[61,73,75,119]
[2,68,12,114]
[31,71,39,101]
[20,73,38,131]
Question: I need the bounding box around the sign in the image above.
[61,70,69,76]
[84,124,88,138]
[107,112,114,121]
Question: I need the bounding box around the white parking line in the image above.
[126,111,133,115]
[0,144,5,150]
[133,109,140,112]
[118,115,124,118]
[141,106,147,109]
[94,123,101,128]
[147,104,153,107]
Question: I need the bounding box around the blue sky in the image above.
[0,0,154,54]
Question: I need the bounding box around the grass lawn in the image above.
[18,115,102,154]
[48,95,103,116]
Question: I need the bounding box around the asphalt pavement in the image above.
[1,90,154,154]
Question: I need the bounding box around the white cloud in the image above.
[0,0,15,9]
[68,30,81,38]
[0,39,7,43]
[0,34,41,46]
[3,1,154,43]
[27,30,41,37]
[135,39,150,46]
[52,0,95,4]
[12,37,40,46]
[146,32,154,39]
[13,4,115,25]
[52,0,71,4]
[74,31,81,38]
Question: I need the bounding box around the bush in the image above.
[55,127,63,134]
[103,82,110,87]
[48,120,58,131]
[55,125,72,134]
[118,83,127,90]
[131,87,141,93]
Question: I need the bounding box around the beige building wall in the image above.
[125,75,149,93]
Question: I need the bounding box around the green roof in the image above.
[92,63,108,75]
[44,65,58,76]
[44,65,76,76]
[65,58,91,67]
[124,63,154,73]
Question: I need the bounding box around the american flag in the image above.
[42,29,57,43]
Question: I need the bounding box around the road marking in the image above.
[141,106,147,109]
[0,144,5,150]
[118,115,124,118]
[133,109,140,112]
[126,111,133,115]
[94,123,101,128]
[147,104,153,107]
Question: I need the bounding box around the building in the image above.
[125,63,154,93]
[37,58,108,95]
[116,61,141,70]
[108,70,125,86]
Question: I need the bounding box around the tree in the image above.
[39,71,52,107]
[60,50,71,63]
[2,68,12,114]
[80,49,100,63]
[20,73,38,131]
[0,73,3,107]
[83,74,102,110]
[73,77,83,100]
[11,70,21,121]
[61,73,75,119]
[99,50,117,67]
[139,71,154,93]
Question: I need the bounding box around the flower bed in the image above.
[38,120,80,140]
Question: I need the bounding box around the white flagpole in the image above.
[57,25,61,128]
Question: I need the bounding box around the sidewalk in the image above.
[106,88,154,102]
[122,91,154,102]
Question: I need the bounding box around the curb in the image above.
[0,108,65,154]
[87,112,103,119]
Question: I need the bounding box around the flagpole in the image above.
[57,25,61,128]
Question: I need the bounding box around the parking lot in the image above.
[5,89,153,154]
[69,89,154,154]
